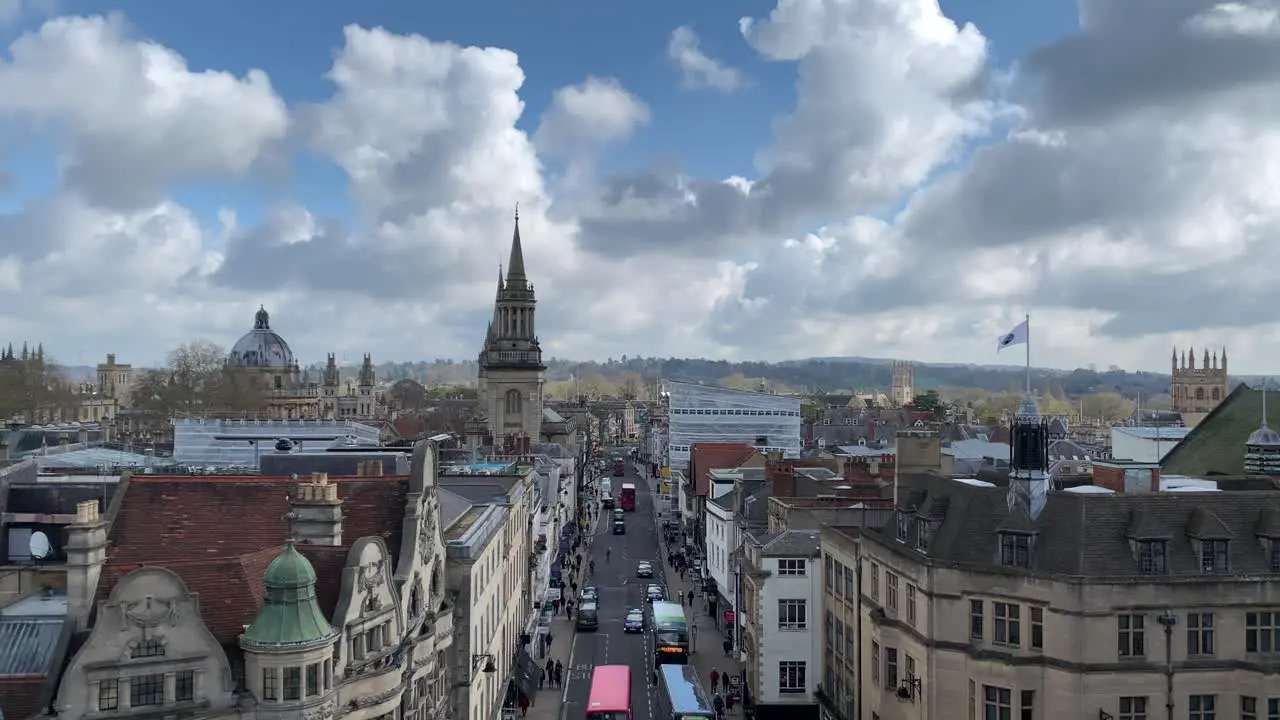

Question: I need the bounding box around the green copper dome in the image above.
[242,544,337,649]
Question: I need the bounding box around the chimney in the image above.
[65,500,107,631]
[896,429,941,475]
[290,473,343,545]
[767,459,797,497]
[1091,461,1161,494]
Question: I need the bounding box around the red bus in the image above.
[613,458,626,476]
[619,483,636,512]
[586,665,632,720]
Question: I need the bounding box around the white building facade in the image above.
[705,495,736,611]
[1110,426,1190,463]
[665,381,802,471]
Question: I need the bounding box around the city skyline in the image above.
[2,0,1278,372]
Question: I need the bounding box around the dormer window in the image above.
[999,532,1032,568]
[1271,540,1280,572]
[1137,539,1168,574]
[916,519,931,552]
[895,512,910,543]
[1200,539,1230,574]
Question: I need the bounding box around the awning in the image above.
[512,648,543,701]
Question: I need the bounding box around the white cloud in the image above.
[667,26,744,92]
[3,0,1280,373]
[535,76,649,156]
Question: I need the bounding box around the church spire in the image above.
[506,204,527,286]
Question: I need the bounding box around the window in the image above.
[175,670,195,702]
[1029,606,1043,650]
[1187,612,1215,656]
[884,647,898,689]
[993,602,1020,647]
[1019,690,1034,720]
[130,674,165,707]
[1242,696,1257,720]
[777,558,807,576]
[307,663,320,696]
[98,679,119,711]
[982,685,1012,720]
[284,666,302,701]
[262,668,278,701]
[1269,698,1280,720]
[834,621,845,657]
[1246,611,1280,654]
[778,599,807,630]
[1271,540,1280,572]
[1118,696,1147,720]
[1188,694,1215,720]
[778,661,806,694]
[906,584,917,626]
[1118,614,1146,657]
[886,573,899,614]
[1200,540,1229,573]
[833,563,844,597]
[131,638,165,658]
[844,566,854,598]
[825,610,834,647]
[824,554,833,589]
[999,533,1031,567]
[896,512,909,542]
[916,519,930,551]
[871,641,880,684]
[1137,540,1167,573]
[869,562,879,600]
[970,599,984,640]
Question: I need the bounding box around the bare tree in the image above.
[618,372,643,400]
[130,340,267,417]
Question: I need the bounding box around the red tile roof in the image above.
[690,443,758,497]
[0,677,45,720]
[97,475,409,646]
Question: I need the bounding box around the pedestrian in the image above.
[712,692,725,720]
[544,659,554,687]
[723,638,732,656]
[552,598,561,615]
[566,603,574,620]
[710,667,720,690]
[722,672,731,693]
[688,589,695,606]
[519,694,530,717]
[554,660,564,687]
[546,631,554,649]
[725,693,736,714]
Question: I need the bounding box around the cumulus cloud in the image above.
[3,0,1280,371]
[667,26,744,92]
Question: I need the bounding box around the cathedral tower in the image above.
[1171,346,1228,428]
[891,360,914,407]
[476,208,546,450]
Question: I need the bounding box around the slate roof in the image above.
[96,474,408,646]
[0,616,64,720]
[746,529,822,557]
[868,473,1280,580]
[689,443,758,497]
[1162,384,1279,476]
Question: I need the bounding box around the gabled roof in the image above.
[1162,384,1277,476]
[97,474,408,646]
[689,443,758,497]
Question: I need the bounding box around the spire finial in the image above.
[515,202,519,221]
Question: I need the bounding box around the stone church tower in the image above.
[474,209,545,451]
[891,360,915,407]
[1171,346,1229,428]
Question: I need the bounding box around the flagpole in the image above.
[1024,313,1031,395]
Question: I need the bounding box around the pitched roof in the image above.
[0,677,46,720]
[869,473,1280,579]
[97,474,408,646]
[689,443,758,497]
[1162,384,1276,476]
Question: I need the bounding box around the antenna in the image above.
[1264,378,1269,427]
[28,531,51,562]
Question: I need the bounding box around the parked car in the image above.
[623,608,645,633]
[581,586,599,604]
[646,584,667,603]
[613,509,625,522]
[636,561,654,578]
[577,602,599,631]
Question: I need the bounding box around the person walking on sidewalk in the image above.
[519,694,530,717]
[544,659,553,688]
[710,667,720,691]
[712,692,725,720]
[554,660,564,687]
[687,589,695,607]
[722,672,731,694]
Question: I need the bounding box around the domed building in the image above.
[224,306,385,421]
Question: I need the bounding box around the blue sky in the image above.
[3,0,1078,235]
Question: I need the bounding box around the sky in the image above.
[0,0,1277,373]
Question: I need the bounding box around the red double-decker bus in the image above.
[619,483,636,512]
[586,665,632,720]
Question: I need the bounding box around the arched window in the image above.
[1212,387,1221,401]
[505,389,522,415]
[1195,387,1205,401]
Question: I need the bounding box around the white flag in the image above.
[996,319,1029,352]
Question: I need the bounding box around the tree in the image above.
[390,379,429,409]
[130,340,267,417]
[909,390,947,415]
[618,372,643,400]
[0,344,77,422]
[1081,392,1135,423]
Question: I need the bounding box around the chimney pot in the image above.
[74,500,100,524]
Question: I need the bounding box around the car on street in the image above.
[577,602,599,631]
[636,561,654,578]
[613,509,625,522]
[613,520,625,534]
[646,584,667,603]
[623,608,645,633]
[581,586,599,604]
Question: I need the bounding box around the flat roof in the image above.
[1114,426,1192,440]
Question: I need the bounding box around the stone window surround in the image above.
[251,643,336,706]
[86,662,206,713]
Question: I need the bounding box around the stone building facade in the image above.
[1171,346,1229,427]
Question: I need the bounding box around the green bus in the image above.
[649,601,689,677]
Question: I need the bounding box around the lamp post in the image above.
[1157,609,1177,720]
[733,559,746,716]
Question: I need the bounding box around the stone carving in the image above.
[418,502,437,561]
[363,592,383,613]
[303,700,335,720]
[359,560,385,592]
[120,595,179,630]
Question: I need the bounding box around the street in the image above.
[561,460,666,720]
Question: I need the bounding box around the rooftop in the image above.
[1114,426,1193,441]
[443,506,487,542]
[1162,385,1279,476]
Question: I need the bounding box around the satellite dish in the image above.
[29,531,52,560]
